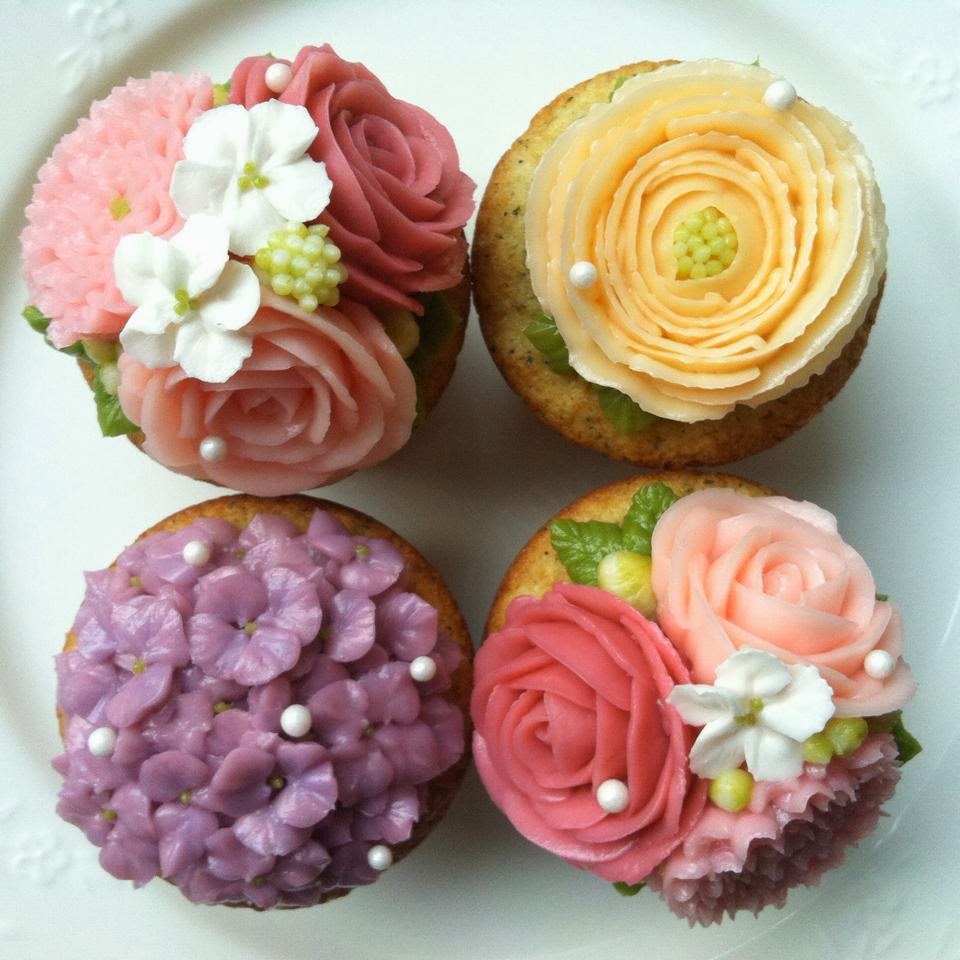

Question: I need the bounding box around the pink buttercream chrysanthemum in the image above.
[648,733,900,926]
[20,72,213,348]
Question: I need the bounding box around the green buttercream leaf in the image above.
[890,716,922,764]
[407,291,461,424]
[524,313,572,375]
[23,304,86,355]
[550,519,625,585]
[23,304,51,335]
[613,881,646,897]
[596,385,655,435]
[92,366,138,437]
[621,482,679,555]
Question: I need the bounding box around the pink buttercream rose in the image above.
[117,291,416,496]
[651,489,915,717]
[471,583,707,884]
[230,45,475,314]
[21,72,212,347]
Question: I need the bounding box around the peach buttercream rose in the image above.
[525,59,886,421]
[651,488,915,716]
[230,45,475,315]
[471,583,707,883]
[117,290,416,496]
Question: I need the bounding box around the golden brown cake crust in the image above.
[63,493,473,907]
[485,470,777,636]
[472,61,882,468]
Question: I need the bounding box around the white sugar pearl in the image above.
[568,260,598,288]
[182,540,211,567]
[280,704,312,738]
[763,79,797,111]
[199,436,228,462]
[367,844,393,871]
[87,727,117,758]
[596,778,630,814]
[264,62,293,94]
[409,656,437,682]
[864,649,896,680]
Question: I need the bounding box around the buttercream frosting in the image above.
[525,60,887,421]
[54,510,465,907]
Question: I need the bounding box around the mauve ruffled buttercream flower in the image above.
[230,45,475,313]
[648,734,901,925]
[117,291,417,496]
[21,72,213,347]
[53,509,465,907]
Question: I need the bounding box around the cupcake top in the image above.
[472,473,919,923]
[21,45,474,495]
[524,59,886,423]
[54,498,469,908]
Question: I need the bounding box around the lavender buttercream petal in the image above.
[326,590,376,662]
[105,663,174,727]
[99,822,160,886]
[206,826,275,882]
[376,591,438,659]
[359,663,421,725]
[234,806,310,857]
[155,801,220,877]
[139,750,210,803]
[232,626,302,686]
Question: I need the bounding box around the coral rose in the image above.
[651,488,915,716]
[230,45,475,314]
[471,583,706,883]
[117,291,416,496]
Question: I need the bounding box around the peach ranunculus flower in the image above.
[650,488,915,717]
[471,583,707,884]
[117,290,416,496]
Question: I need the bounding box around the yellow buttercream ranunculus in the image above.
[525,60,887,422]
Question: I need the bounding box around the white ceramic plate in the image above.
[2,1,959,957]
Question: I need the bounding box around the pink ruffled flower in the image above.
[21,72,213,347]
[648,733,901,925]
[230,45,475,314]
[116,290,417,496]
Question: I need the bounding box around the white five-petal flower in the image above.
[666,648,835,782]
[170,99,333,255]
[115,214,260,383]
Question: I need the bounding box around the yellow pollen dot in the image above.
[672,206,738,280]
[131,658,147,675]
[109,196,131,220]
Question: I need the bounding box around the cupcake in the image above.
[21,45,475,495]
[473,60,886,466]
[54,494,472,908]
[472,471,919,924]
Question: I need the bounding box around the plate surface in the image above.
[1,1,959,958]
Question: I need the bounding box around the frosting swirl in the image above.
[54,509,465,907]
[471,583,707,883]
[650,488,915,716]
[117,291,416,496]
[525,60,886,421]
[230,45,475,314]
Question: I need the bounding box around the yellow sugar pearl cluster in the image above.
[672,206,738,280]
[254,221,348,313]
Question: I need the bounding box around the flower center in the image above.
[131,657,147,675]
[672,206,738,280]
[109,195,131,220]
[173,288,199,317]
[213,700,231,714]
[237,160,270,192]
[100,808,118,822]
[736,696,766,726]
[268,775,286,790]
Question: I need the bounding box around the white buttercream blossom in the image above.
[667,648,835,782]
[170,99,333,255]
[115,214,259,382]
